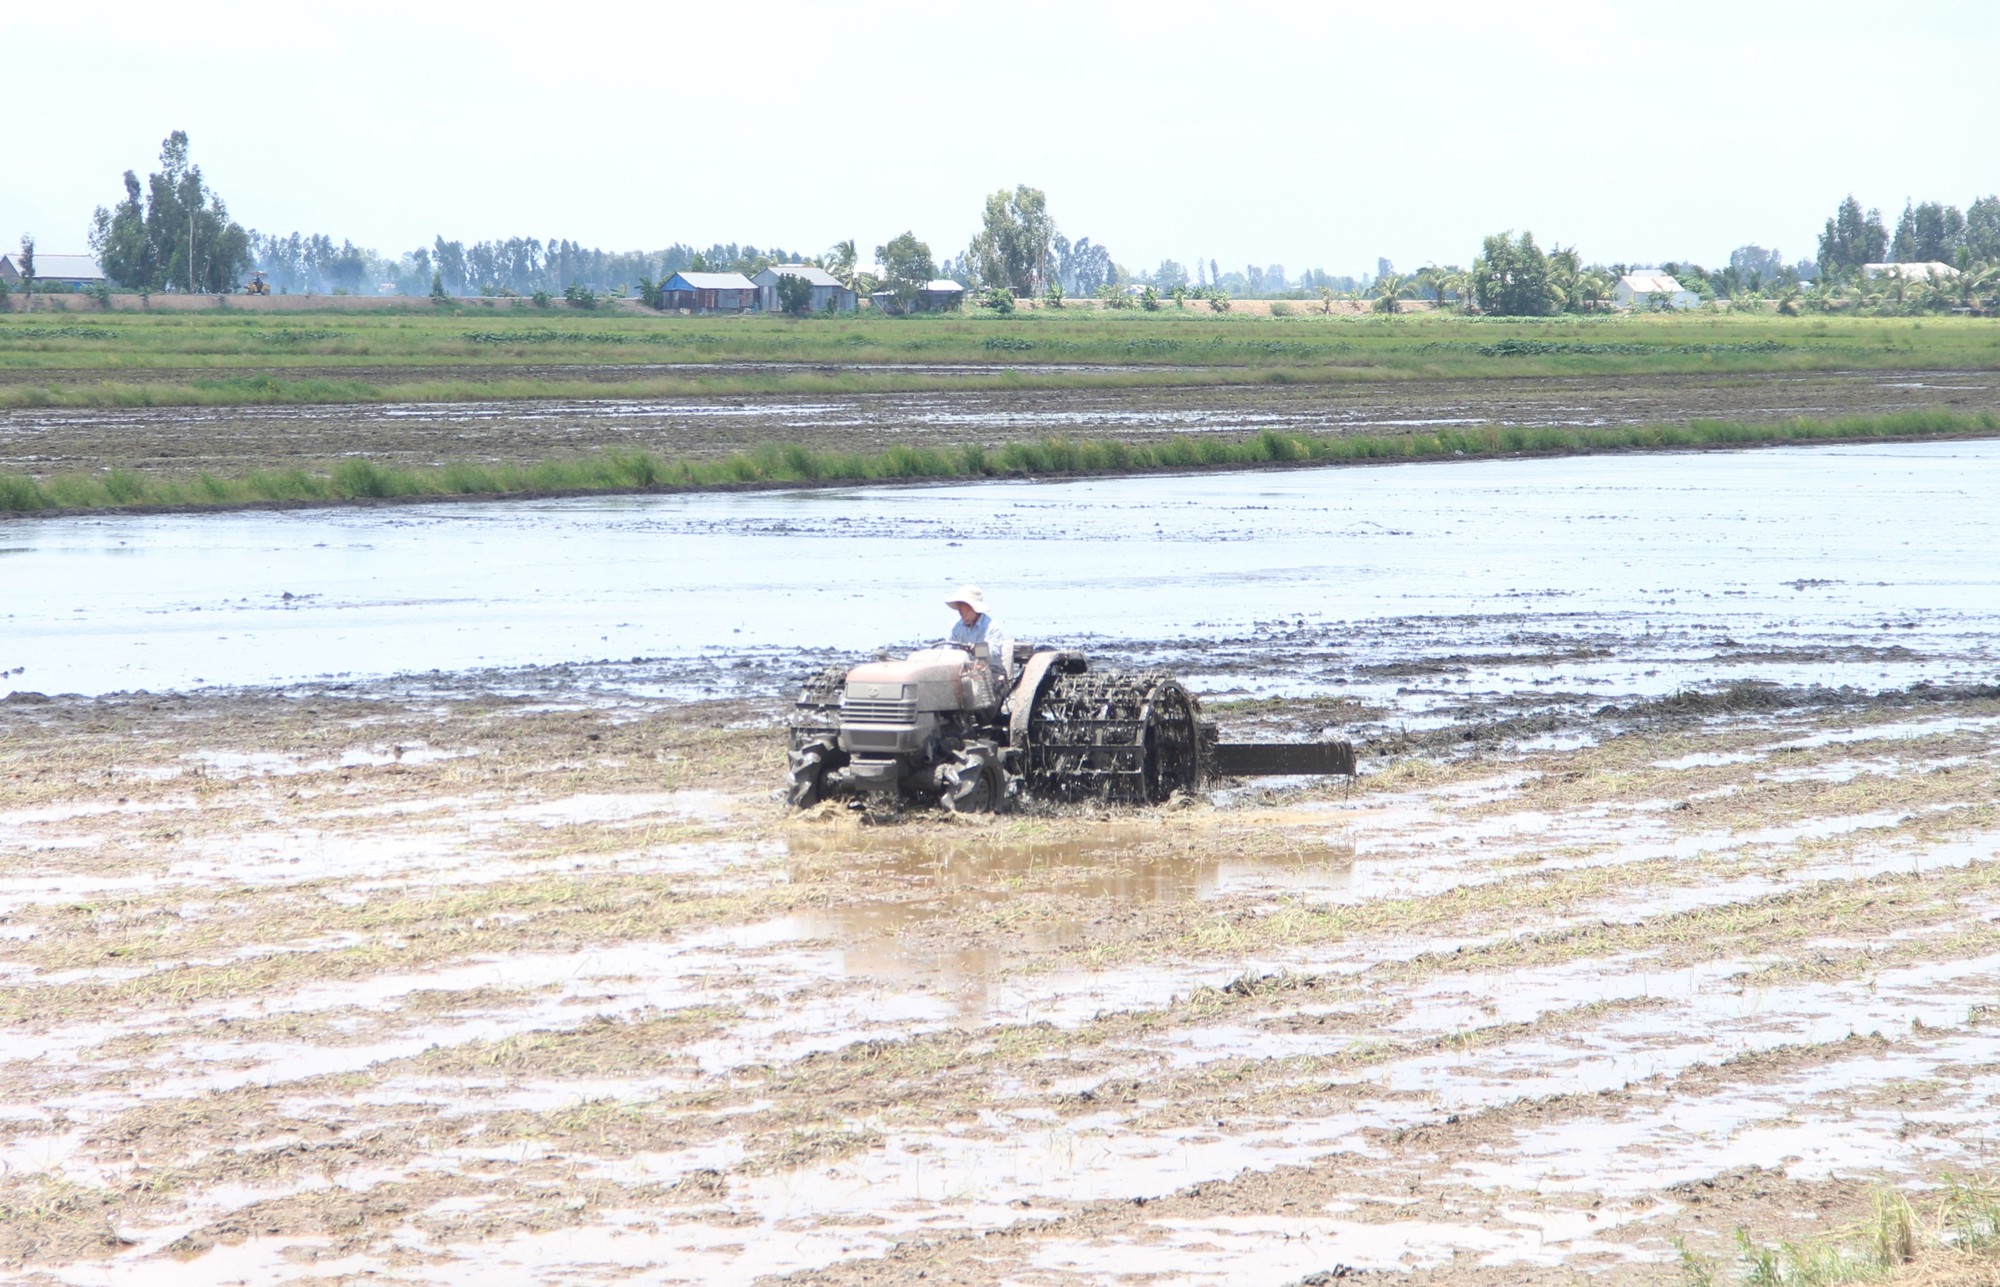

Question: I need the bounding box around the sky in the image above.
[7,0,1998,278]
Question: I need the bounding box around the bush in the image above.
[1141,286,1161,311]
[532,290,553,308]
[563,283,599,309]
[1268,301,1294,318]
[1209,291,1232,313]
[429,271,449,303]
[982,287,1015,314]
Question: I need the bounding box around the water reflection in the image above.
[786,823,1355,1013]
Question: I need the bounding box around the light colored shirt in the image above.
[949,613,992,645]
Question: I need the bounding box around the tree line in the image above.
[58,135,2000,318]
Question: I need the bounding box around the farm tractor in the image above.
[243,271,270,296]
[787,642,1356,813]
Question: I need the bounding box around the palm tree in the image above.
[1416,264,1452,310]
[1957,264,1998,312]
[1574,270,1612,312]
[826,239,858,287]
[1372,272,1410,314]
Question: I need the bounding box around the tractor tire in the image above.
[941,753,1003,814]
[787,737,844,809]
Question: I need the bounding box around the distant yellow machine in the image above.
[243,271,270,296]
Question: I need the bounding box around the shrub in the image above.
[563,283,599,309]
[1209,291,1232,313]
[1141,286,1161,311]
[1268,301,1294,318]
[982,287,1015,314]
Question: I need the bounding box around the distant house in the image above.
[0,253,108,290]
[751,264,856,313]
[1863,261,1959,280]
[868,279,966,315]
[660,271,758,314]
[1612,271,1699,310]
[919,279,965,311]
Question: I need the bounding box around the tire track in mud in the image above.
[2,683,1998,1282]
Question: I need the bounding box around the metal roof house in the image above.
[868,279,967,315]
[0,253,108,289]
[1612,272,1699,310]
[751,264,857,313]
[660,271,758,314]
[1863,261,1960,280]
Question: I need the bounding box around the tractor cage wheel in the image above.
[1026,670,1205,804]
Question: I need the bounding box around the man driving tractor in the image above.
[946,585,993,645]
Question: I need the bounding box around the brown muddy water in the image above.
[2,678,1998,1284]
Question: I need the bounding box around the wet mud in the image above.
[3,660,1998,1284]
[4,368,1997,477]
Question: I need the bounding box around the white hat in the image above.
[945,584,988,614]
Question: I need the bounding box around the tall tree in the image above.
[1964,196,2000,264]
[1890,200,1965,263]
[89,131,250,292]
[875,231,935,313]
[1471,231,1560,315]
[968,185,1056,295]
[1816,196,1888,275]
[15,235,32,293]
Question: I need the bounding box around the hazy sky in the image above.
[8,0,1996,276]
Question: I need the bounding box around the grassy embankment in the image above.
[2,310,1996,513]
[2,410,1994,514]
[0,310,1995,407]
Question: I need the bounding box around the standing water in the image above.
[2,440,1996,707]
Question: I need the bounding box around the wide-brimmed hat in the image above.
[945,584,988,615]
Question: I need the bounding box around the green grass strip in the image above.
[1,410,1993,515]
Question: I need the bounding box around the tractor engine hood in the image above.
[844,648,988,714]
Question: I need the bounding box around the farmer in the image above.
[946,584,1010,690]
[946,585,993,645]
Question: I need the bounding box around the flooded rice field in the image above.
[4,440,1999,728]
[4,676,1999,1284]
[2,367,1995,477]
[4,440,2000,1283]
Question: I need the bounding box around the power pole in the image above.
[189,209,196,293]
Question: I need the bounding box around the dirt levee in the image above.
[4,368,1997,478]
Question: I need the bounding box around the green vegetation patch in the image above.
[0,326,120,341]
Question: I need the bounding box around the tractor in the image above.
[787,642,1354,813]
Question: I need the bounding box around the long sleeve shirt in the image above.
[949,613,992,646]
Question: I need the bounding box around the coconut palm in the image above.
[1573,269,1612,312]
[1957,264,1998,311]
[1415,264,1452,310]
[1372,272,1410,314]
[826,239,858,287]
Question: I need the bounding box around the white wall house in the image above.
[1612,272,1700,310]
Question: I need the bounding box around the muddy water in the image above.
[4,440,1999,710]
